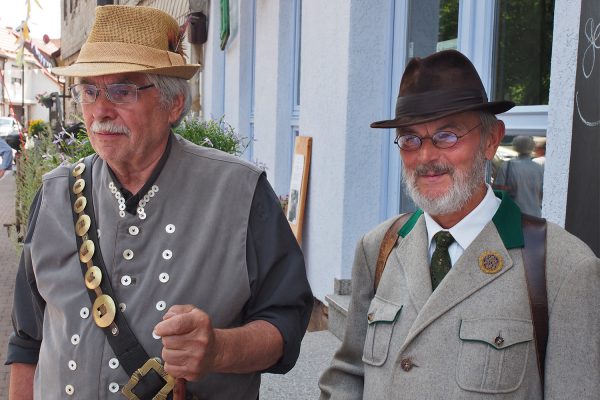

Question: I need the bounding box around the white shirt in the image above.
[424,184,501,266]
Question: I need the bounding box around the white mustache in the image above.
[90,121,130,135]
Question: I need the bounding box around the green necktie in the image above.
[431,231,455,290]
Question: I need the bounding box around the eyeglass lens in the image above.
[396,131,459,151]
[71,84,140,104]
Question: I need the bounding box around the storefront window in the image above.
[493,0,555,105]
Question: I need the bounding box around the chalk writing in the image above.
[575,18,600,127]
[581,18,600,78]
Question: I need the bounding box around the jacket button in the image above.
[494,335,505,346]
[400,358,413,372]
[367,313,374,322]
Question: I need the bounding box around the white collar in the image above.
[424,184,501,251]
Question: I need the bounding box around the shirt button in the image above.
[121,275,132,286]
[152,331,161,340]
[65,384,75,395]
[80,307,90,319]
[162,250,172,260]
[109,358,119,369]
[123,249,134,260]
[165,224,175,233]
[109,382,120,393]
[400,358,414,372]
[68,360,77,370]
[156,301,166,311]
[71,334,80,345]
[159,273,169,283]
[119,303,127,312]
[129,226,139,236]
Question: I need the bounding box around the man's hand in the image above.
[154,304,284,382]
[154,305,221,381]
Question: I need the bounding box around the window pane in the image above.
[408,0,459,58]
[493,0,554,105]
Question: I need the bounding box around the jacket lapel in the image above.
[399,220,514,351]
[391,217,432,312]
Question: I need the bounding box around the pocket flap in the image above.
[459,318,533,349]
[366,296,402,325]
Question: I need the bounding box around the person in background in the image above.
[0,137,13,179]
[533,137,546,166]
[494,135,544,217]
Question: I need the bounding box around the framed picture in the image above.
[287,136,312,243]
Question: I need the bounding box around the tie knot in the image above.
[434,231,454,249]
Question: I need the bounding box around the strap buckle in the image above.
[122,357,176,400]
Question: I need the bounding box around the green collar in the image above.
[397,190,524,249]
[491,190,524,249]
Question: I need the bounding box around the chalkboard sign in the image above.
[565,0,600,256]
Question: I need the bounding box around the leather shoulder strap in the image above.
[521,214,548,391]
[374,213,413,293]
[69,156,171,397]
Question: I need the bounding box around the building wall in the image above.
[199,0,583,302]
[543,0,581,226]
[60,0,96,60]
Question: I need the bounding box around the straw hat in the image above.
[371,50,514,129]
[53,5,200,79]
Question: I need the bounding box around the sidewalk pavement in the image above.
[0,171,18,399]
[0,170,341,399]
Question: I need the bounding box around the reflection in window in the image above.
[407,0,458,58]
[493,0,555,105]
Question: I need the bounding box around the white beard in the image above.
[403,150,487,216]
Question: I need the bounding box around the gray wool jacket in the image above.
[319,196,600,400]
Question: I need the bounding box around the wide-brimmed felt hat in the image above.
[371,50,514,129]
[53,5,200,80]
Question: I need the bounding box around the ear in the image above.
[484,120,505,160]
[167,94,185,125]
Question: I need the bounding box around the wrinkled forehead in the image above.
[78,72,148,85]
[396,111,481,135]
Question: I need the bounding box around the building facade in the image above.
[0,27,61,125]
[59,0,596,301]
[200,0,594,301]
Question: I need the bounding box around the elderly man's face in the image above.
[80,73,183,171]
[400,112,503,218]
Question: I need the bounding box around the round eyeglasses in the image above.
[70,83,155,104]
[394,122,482,151]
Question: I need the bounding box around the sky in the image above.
[0,0,61,39]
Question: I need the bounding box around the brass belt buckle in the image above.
[122,357,175,400]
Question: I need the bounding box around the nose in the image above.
[89,90,118,121]
[415,136,441,164]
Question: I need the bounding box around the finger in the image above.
[163,304,196,318]
[154,307,207,337]
[164,360,203,382]
[162,347,198,367]
[161,330,208,350]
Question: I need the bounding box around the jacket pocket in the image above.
[456,318,533,393]
[362,296,402,367]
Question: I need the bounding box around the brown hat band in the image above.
[78,42,185,68]
[395,89,487,117]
